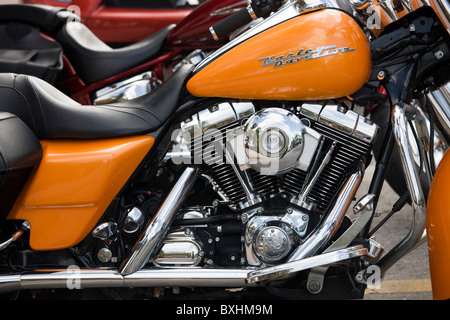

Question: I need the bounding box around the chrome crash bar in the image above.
[375,104,429,275]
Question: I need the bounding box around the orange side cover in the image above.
[427,150,450,299]
[8,136,154,251]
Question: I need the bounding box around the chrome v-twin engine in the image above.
[162,101,378,268]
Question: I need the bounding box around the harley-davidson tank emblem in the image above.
[258,45,355,68]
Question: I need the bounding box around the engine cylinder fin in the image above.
[247,169,280,196]
[313,122,370,153]
[208,164,247,205]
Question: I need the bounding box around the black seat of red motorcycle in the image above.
[56,22,174,83]
[0,65,193,139]
[0,4,77,31]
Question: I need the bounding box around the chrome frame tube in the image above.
[287,161,365,262]
[427,84,450,141]
[296,141,337,204]
[376,105,427,275]
[412,103,434,185]
[119,167,199,276]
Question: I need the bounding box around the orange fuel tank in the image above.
[187,9,371,101]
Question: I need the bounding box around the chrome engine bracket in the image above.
[323,193,375,253]
[246,245,368,283]
[305,194,375,294]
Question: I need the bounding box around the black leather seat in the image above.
[0,4,174,84]
[0,64,193,139]
[56,22,174,83]
[0,112,42,217]
[0,4,75,31]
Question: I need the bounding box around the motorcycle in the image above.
[0,0,247,105]
[0,0,449,300]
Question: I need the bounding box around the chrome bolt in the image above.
[435,50,444,60]
[98,248,112,263]
[308,280,321,292]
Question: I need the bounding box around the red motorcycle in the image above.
[0,0,248,104]
[22,0,206,45]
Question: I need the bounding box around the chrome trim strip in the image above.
[247,4,257,19]
[297,0,326,13]
[378,0,398,23]
[400,0,413,13]
[287,161,365,262]
[119,167,199,276]
[209,26,219,41]
[436,0,450,23]
[247,245,368,283]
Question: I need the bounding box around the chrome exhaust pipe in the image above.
[0,244,369,294]
[0,268,253,294]
[119,167,199,276]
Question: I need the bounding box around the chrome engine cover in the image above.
[241,108,322,175]
[152,229,203,267]
[244,207,309,265]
